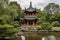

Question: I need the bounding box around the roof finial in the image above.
[25,7,26,10]
[35,7,36,11]
[30,2,32,7]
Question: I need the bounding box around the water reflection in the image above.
[20,32,60,40]
[21,35,25,40]
[42,37,48,40]
[42,35,56,40]
[48,35,56,40]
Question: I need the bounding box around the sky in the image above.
[9,0,60,10]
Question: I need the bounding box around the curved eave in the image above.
[20,18,24,20]
[37,18,42,20]
[24,11,38,13]
[24,18,37,20]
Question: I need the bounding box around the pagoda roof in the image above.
[25,2,37,12]
[24,18,37,20]
[26,7,36,12]
[20,18,42,20]
[24,16,37,20]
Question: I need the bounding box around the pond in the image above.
[19,32,60,40]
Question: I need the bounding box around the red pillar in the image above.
[27,21,29,27]
[33,21,35,27]
[32,13,34,16]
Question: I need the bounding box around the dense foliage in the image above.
[36,3,60,30]
[0,0,20,37]
[44,3,60,14]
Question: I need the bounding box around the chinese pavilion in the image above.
[21,2,38,28]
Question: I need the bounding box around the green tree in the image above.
[41,22,52,30]
[37,11,47,23]
[44,3,59,14]
[51,21,60,27]
[0,1,20,38]
[0,24,19,37]
[50,12,60,22]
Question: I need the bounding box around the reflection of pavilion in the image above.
[21,2,39,28]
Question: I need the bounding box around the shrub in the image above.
[36,25,42,30]
[0,24,19,37]
[41,22,52,30]
[51,21,60,27]
[52,27,60,31]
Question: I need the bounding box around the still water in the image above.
[19,32,60,40]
